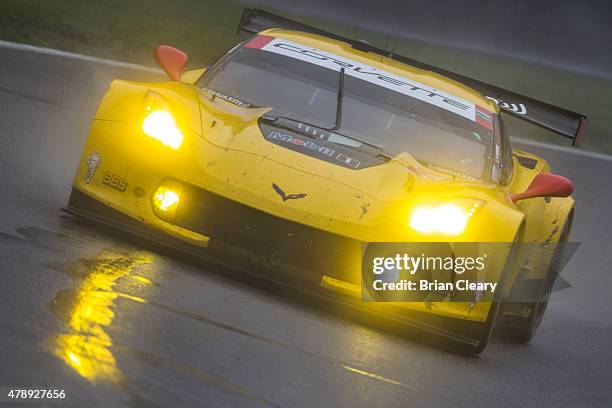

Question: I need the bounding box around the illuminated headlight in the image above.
[141,91,183,150]
[409,200,484,235]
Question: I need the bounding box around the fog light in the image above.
[152,184,181,219]
[154,187,180,211]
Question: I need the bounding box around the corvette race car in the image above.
[64,9,586,353]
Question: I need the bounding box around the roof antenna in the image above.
[391,29,401,57]
[331,68,345,131]
[381,34,391,63]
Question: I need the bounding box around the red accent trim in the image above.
[244,35,275,49]
[511,172,573,202]
[475,105,493,130]
[154,45,188,81]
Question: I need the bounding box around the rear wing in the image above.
[238,8,588,146]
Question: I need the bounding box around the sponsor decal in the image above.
[268,131,334,155]
[207,89,252,108]
[244,35,275,50]
[336,153,361,168]
[485,96,527,115]
[102,171,128,192]
[247,35,477,122]
[85,151,101,184]
[425,163,479,182]
[475,105,493,130]
[267,131,361,168]
[405,165,448,180]
[272,183,307,201]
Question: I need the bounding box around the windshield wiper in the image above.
[263,68,345,132]
[260,67,389,157]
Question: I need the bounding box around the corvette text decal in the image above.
[246,35,484,123]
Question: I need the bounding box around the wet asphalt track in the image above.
[0,44,611,408]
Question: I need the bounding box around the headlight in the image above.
[141,91,183,150]
[409,200,484,235]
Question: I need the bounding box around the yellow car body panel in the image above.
[67,29,575,350]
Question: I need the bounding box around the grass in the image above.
[0,0,244,66]
[1,0,610,153]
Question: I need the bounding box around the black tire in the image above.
[473,235,522,353]
[502,212,573,342]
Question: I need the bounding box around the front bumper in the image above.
[65,186,503,354]
[67,116,513,353]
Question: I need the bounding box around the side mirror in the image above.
[511,172,573,202]
[154,45,188,81]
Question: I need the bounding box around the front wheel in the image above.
[502,212,573,342]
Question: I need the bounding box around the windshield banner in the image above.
[245,35,484,123]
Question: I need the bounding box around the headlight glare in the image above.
[154,187,180,212]
[409,200,483,235]
[141,91,183,150]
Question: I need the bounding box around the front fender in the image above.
[94,79,203,138]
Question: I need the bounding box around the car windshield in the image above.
[200,36,495,180]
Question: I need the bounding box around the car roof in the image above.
[261,29,499,113]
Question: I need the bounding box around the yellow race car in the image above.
[65,9,586,353]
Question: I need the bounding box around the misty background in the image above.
[2,0,610,151]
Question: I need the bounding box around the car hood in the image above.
[194,93,491,241]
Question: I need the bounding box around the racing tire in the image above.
[502,212,573,342]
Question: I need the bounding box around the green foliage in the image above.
[0,0,243,66]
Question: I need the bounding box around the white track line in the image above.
[1,40,611,161]
[512,137,612,161]
[0,40,162,73]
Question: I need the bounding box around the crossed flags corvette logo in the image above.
[272,183,307,201]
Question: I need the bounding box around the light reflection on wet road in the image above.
[0,44,611,408]
[49,251,152,384]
